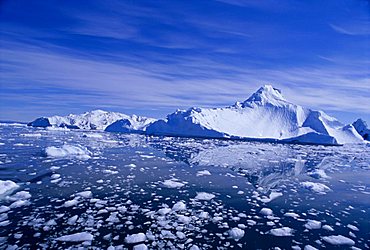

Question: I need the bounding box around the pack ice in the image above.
[146,85,364,145]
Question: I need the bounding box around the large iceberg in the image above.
[146,85,364,145]
[352,118,369,141]
[28,110,154,131]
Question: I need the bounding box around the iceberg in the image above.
[28,109,154,131]
[146,85,364,145]
[105,115,156,134]
[352,118,370,140]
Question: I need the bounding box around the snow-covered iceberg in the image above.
[28,110,154,131]
[146,85,364,145]
[352,118,369,141]
[105,115,156,134]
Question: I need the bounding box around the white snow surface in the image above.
[29,109,154,131]
[146,85,364,145]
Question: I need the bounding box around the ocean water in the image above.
[0,124,369,249]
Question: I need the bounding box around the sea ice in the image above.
[269,227,294,236]
[194,192,215,201]
[161,179,185,188]
[300,181,331,193]
[55,232,93,242]
[45,144,91,160]
[125,233,146,244]
[228,227,245,241]
[0,180,19,196]
[322,235,355,246]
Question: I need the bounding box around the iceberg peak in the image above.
[243,85,287,107]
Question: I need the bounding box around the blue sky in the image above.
[0,0,369,123]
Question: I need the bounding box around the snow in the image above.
[269,227,294,236]
[28,109,146,130]
[105,116,156,134]
[301,181,331,193]
[146,85,364,145]
[55,232,93,242]
[194,192,215,201]
[124,233,146,244]
[352,118,370,140]
[228,227,245,241]
[161,179,185,188]
[322,235,355,246]
[0,180,19,196]
[45,144,91,160]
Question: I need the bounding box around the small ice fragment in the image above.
[56,232,93,242]
[194,192,215,201]
[260,208,273,216]
[300,181,331,193]
[304,220,321,230]
[228,227,245,241]
[269,227,294,236]
[161,179,185,188]
[125,233,146,244]
[322,235,355,246]
[196,170,211,176]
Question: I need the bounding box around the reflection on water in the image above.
[0,125,369,249]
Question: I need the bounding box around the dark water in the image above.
[0,124,369,249]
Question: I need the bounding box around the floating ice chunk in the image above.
[176,231,186,240]
[45,145,91,160]
[9,200,30,208]
[308,169,329,179]
[125,233,146,244]
[63,199,79,207]
[322,235,355,246]
[300,181,331,193]
[0,206,10,213]
[0,180,19,196]
[322,225,334,231]
[196,170,211,177]
[347,224,359,231]
[51,174,61,179]
[228,227,245,241]
[158,208,171,216]
[133,244,148,250]
[82,133,103,138]
[161,179,185,188]
[178,215,191,224]
[75,191,92,199]
[260,208,273,216]
[55,232,93,242]
[284,212,299,219]
[194,192,215,201]
[304,245,318,250]
[190,246,200,250]
[269,227,294,236]
[67,215,78,225]
[304,220,321,230]
[7,191,31,201]
[260,191,283,203]
[172,201,186,211]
